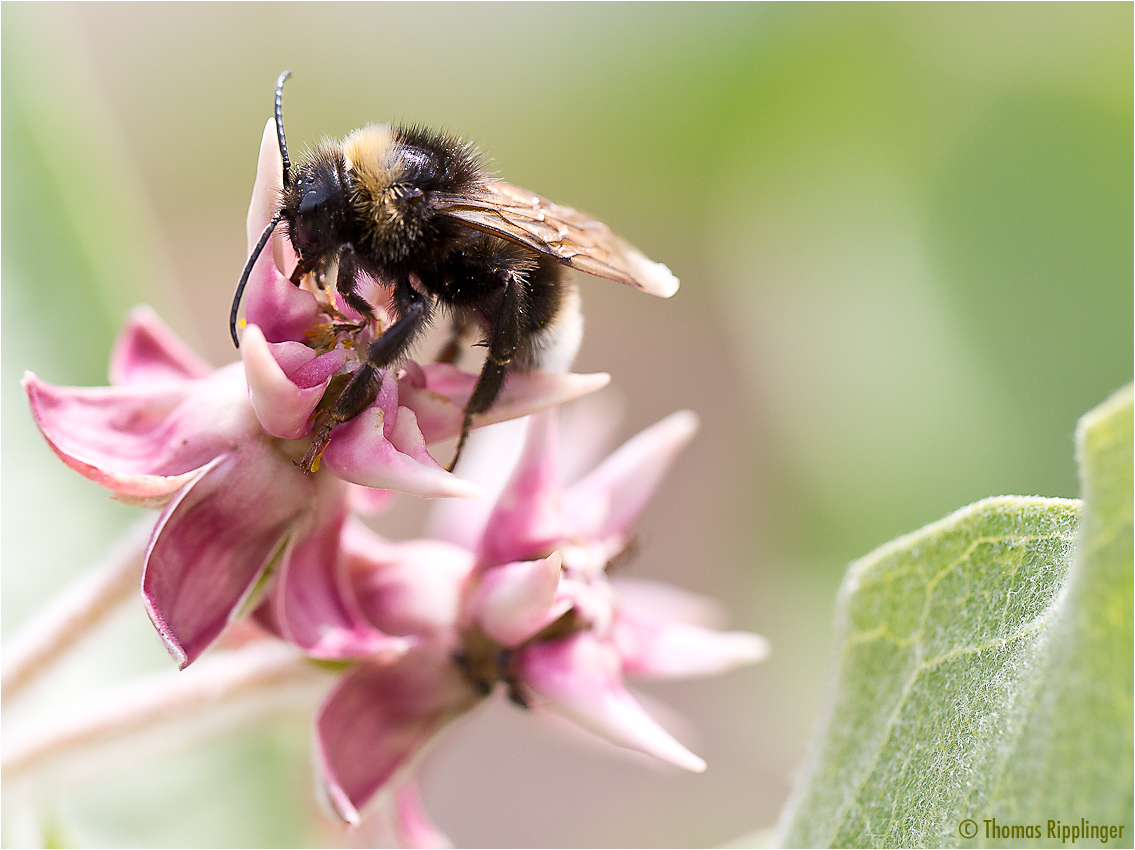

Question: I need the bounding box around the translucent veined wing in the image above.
[431,180,679,298]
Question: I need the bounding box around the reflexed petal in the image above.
[241,324,327,439]
[423,418,529,552]
[23,369,254,499]
[321,404,485,499]
[316,654,474,824]
[394,781,452,849]
[557,390,626,485]
[401,364,611,445]
[262,339,319,378]
[285,347,352,389]
[613,614,770,680]
[563,410,698,540]
[109,305,212,386]
[612,577,728,629]
[355,781,453,850]
[142,442,314,668]
[478,411,570,565]
[517,632,706,772]
[470,553,570,648]
[387,406,442,468]
[246,120,282,255]
[344,519,474,641]
[274,500,409,662]
[347,483,398,516]
[242,119,321,344]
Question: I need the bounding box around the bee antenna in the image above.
[230,210,282,347]
[275,70,293,186]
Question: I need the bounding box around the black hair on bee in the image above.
[231,71,679,471]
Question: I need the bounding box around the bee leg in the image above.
[333,244,377,332]
[299,287,429,472]
[448,275,524,470]
[449,358,507,470]
[436,313,473,365]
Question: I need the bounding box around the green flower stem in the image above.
[1,518,154,703]
[1,641,335,781]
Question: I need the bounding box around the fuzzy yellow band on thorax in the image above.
[342,125,401,200]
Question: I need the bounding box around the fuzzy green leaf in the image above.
[776,385,1133,848]
[984,385,1134,844]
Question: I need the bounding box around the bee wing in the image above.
[431,180,679,298]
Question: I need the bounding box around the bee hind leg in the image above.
[447,275,524,471]
[449,357,507,471]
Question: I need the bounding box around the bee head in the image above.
[283,148,352,258]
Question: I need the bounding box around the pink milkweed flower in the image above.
[310,408,770,825]
[23,306,606,670]
[22,112,608,671]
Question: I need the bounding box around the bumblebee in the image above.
[231,71,678,470]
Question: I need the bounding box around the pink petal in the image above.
[321,404,485,499]
[286,347,352,389]
[402,365,611,445]
[246,120,282,255]
[611,577,728,629]
[263,339,320,378]
[241,119,321,344]
[355,780,453,849]
[109,306,212,386]
[557,390,626,485]
[393,781,452,849]
[478,411,570,566]
[470,553,570,648]
[142,441,314,668]
[23,369,254,499]
[516,632,706,772]
[613,613,770,680]
[240,324,327,439]
[347,483,399,516]
[343,520,474,641]
[423,418,530,552]
[563,410,698,541]
[274,498,410,663]
[316,653,474,824]
[387,405,442,467]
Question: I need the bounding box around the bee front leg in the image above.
[332,245,377,332]
[299,286,429,472]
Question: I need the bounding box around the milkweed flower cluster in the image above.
[22,118,769,844]
[309,410,770,826]
[22,120,607,671]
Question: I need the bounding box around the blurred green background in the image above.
[2,3,1130,847]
